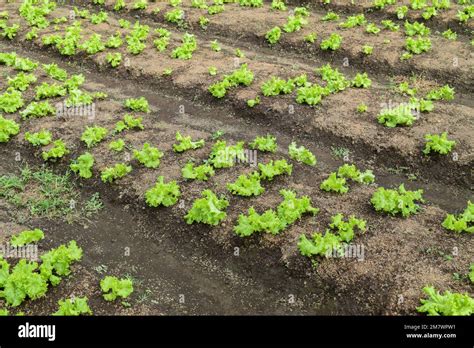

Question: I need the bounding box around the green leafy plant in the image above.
[366,23,381,34]
[442,201,473,234]
[209,64,254,98]
[371,184,424,217]
[405,21,430,36]
[109,139,125,152]
[42,140,69,161]
[80,34,105,54]
[0,258,47,307]
[182,162,215,181]
[173,131,205,152]
[133,143,163,168]
[2,24,19,40]
[0,89,24,113]
[258,159,292,180]
[100,163,132,183]
[271,0,287,11]
[185,189,229,226]
[81,126,108,148]
[320,33,342,50]
[298,213,366,258]
[42,63,67,81]
[337,164,375,184]
[100,276,133,301]
[115,114,144,133]
[352,72,372,88]
[124,97,150,113]
[234,189,318,237]
[417,286,474,316]
[106,52,122,68]
[405,36,432,54]
[7,72,37,91]
[145,176,181,207]
[210,40,221,52]
[295,84,328,106]
[105,33,123,48]
[70,152,94,179]
[10,228,44,247]
[357,103,368,113]
[0,115,20,143]
[381,19,399,31]
[283,15,308,33]
[423,132,455,155]
[90,11,108,25]
[24,130,52,146]
[340,14,366,28]
[208,140,245,168]
[35,82,66,100]
[40,240,83,286]
[396,5,409,19]
[20,101,55,119]
[171,33,197,60]
[249,135,277,153]
[320,173,348,193]
[378,104,416,127]
[132,0,148,10]
[288,142,316,166]
[426,85,454,101]
[227,172,264,197]
[53,296,92,316]
[266,26,282,45]
[165,8,184,24]
[247,96,260,107]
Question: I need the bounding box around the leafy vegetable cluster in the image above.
[145,176,181,207]
[371,184,424,217]
[185,189,229,226]
[442,201,473,234]
[417,286,474,316]
[234,190,318,237]
[100,276,134,301]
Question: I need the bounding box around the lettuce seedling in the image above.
[53,296,92,316]
[0,115,20,142]
[227,172,264,197]
[81,126,108,148]
[133,143,163,168]
[258,159,292,180]
[423,132,455,155]
[173,131,205,152]
[0,89,24,113]
[10,228,44,247]
[100,276,133,301]
[20,101,55,119]
[70,152,95,179]
[417,286,474,316]
[185,189,229,226]
[182,162,215,181]
[145,176,181,207]
[289,142,317,166]
[100,163,132,183]
[25,130,52,146]
[124,97,150,113]
[371,184,424,217]
[42,139,69,161]
[249,134,277,153]
[442,201,473,234]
